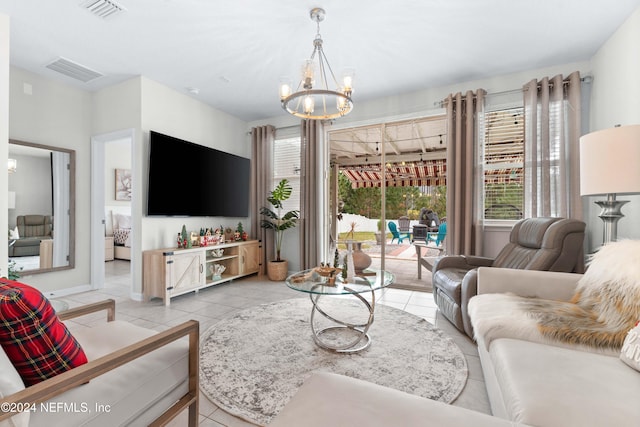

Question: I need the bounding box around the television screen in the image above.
[147,131,250,217]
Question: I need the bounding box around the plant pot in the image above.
[267,260,289,281]
[374,232,383,245]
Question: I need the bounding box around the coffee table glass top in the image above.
[286,269,394,295]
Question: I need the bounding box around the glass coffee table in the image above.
[286,269,394,353]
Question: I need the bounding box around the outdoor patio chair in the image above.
[426,222,447,247]
[398,216,411,234]
[388,222,411,244]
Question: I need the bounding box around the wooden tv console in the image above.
[143,239,261,306]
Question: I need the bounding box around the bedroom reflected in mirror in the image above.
[8,139,76,275]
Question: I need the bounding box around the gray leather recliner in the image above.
[432,217,586,338]
[9,215,53,257]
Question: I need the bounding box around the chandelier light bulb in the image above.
[280,77,291,100]
[342,69,355,94]
[302,60,315,89]
[304,95,315,114]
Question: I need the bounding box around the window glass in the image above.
[273,136,301,213]
[483,107,524,220]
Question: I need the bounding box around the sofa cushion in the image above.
[27,320,190,426]
[0,346,29,427]
[0,279,88,386]
[621,321,640,371]
[489,338,640,426]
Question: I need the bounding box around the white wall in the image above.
[7,67,93,292]
[585,7,640,252]
[91,76,250,295]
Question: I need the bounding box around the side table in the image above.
[286,269,394,353]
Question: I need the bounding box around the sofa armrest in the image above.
[0,319,200,427]
[57,299,116,322]
[477,267,581,301]
[433,255,494,272]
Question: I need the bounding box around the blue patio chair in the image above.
[388,221,411,244]
[426,222,447,246]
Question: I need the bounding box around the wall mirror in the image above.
[8,139,75,275]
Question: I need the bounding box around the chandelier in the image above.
[279,8,354,120]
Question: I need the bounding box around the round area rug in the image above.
[199,297,468,426]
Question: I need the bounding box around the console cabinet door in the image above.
[240,242,260,275]
[168,251,204,295]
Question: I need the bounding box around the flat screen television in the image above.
[147,131,250,217]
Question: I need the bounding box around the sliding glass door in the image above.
[328,116,447,291]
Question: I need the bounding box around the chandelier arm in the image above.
[318,48,342,90]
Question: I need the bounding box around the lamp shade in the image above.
[579,125,640,196]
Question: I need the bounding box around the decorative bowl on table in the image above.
[313,266,342,285]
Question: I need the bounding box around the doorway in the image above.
[90,129,135,293]
[328,116,447,291]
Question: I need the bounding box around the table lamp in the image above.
[579,124,640,245]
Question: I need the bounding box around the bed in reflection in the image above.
[105,207,132,261]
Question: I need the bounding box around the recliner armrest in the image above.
[476,267,581,301]
[433,255,494,272]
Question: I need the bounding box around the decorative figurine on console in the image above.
[180,225,192,249]
[236,222,244,241]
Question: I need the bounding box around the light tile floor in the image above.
[62,260,490,426]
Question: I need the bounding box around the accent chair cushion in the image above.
[0,346,30,427]
[621,321,640,371]
[0,279,88,386]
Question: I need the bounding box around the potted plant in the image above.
[375,219,384,245]
[260,179,299,281]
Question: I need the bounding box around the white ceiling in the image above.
[1,0,639,122]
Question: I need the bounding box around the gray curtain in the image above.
[300,119,320,269]
[250,125,275,273]
[444,89,486,256]
[523,71,582,219]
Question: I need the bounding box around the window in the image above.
[482,107,524,221]
[273,136,301,212]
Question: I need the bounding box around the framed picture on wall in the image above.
[115,168,132,201]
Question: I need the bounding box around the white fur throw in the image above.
[469,240,640,354]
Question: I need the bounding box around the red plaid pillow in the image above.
[0,279,87,386]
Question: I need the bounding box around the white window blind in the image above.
[483,107,524,220]
[273,136,301,213]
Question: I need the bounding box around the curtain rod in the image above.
[433,75,592,108]
[247,124,300,135]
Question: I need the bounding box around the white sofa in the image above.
[469,267,640,426]
[0,300,199,427]
[269,371,520,427]
[270,265,639,427]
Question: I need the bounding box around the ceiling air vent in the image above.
[83,0,126,19]
[46,57,104,83]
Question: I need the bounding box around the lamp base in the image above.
[594,193,628,245]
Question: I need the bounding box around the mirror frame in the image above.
[8,139,76,274]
